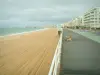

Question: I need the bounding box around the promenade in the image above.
[69,29,100,43]
[60,29,100,75]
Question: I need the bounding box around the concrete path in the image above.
[69,29,100,43]
[60,29,100,75]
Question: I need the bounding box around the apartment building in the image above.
[83,7,100,28]
[72,17,82,26]
[67,16,84,28]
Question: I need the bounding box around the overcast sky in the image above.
[0,0,100,27]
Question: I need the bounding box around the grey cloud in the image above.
[0,0,100,27]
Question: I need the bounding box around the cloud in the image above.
[0,0,100,27]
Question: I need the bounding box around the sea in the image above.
[0,27,42,36]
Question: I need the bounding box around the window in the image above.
[90,20,93,22]
[91,18,94,20]
[91,11,94,13]
[95,18,97,20]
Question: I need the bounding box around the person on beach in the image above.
[58,30,61,36]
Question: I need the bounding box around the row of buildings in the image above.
[63,7,100,29]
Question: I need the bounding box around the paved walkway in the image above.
[60,29,100,75]
[69,29,100,43]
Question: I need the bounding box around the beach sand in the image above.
[0,28,59,75]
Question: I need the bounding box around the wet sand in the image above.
[0,28,59,75]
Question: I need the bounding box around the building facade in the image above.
[83,7,100,28]
[66,16,84,28]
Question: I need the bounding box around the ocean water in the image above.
[0,27,41,36]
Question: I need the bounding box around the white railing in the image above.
[48,29,63,75]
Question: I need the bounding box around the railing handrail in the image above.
[48,28,63,75]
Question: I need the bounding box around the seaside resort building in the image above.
[63,7,100,29]
[71,16,84,29]
[83,7,100,29]
[64,16,84,29]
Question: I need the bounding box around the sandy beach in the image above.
[0,28,59,75]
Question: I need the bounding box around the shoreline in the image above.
[0,28,59,75]
[0,28,48,38]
